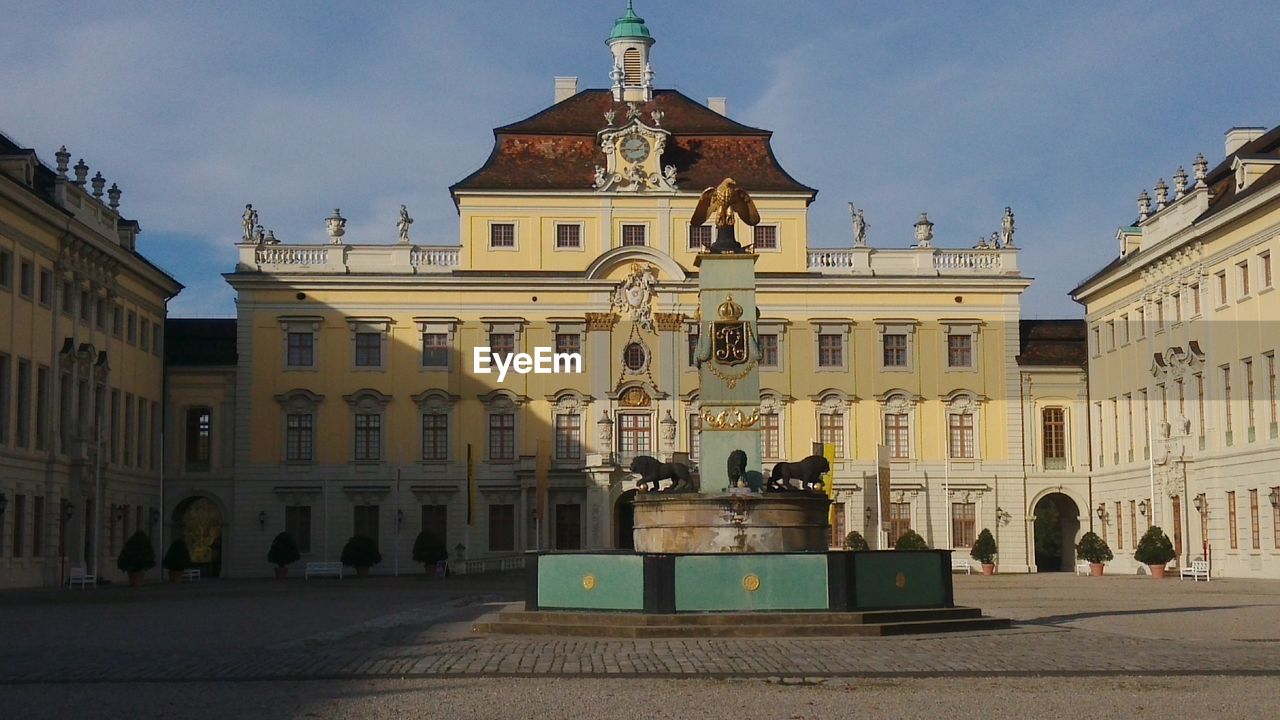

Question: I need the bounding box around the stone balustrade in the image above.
[806,247,1019,276]
[239,242,459,274]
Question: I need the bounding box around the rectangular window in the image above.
[1156,299,1165,329]
[1042,407,1066,469]
[1195,373,1206,443]
[422,413,448,461]
[18,259,33,298]
[140,318,151,352]
[354,414,381,461]
[60,282,72,316]
[286,413,313,461]
[1119,314,1129,344]
[818,334,842,367]
[488,333,514,362]
[489,412,515,460]
[1172,495,1183,561]
[112,304,123,337]
[0,250,10,289]
[617,413,650,462]
[421,504,447,545]
[488,504,515,552]
[489,223,515,249]
[15,359,30,448]
[1249,489,1260,550]
[1091,326,1100,355]
[761,413,780,458]
[759,334,778,367]
[889,503,911,545]
[1191,284,1201,315]
[753,225,777,250]
[1106,320,1116,349]
[687,413,700,459]
[951,502,975,547]
[1115,501,1123,550]
[1261,251,1273,289]
[78,289,90,323]
[829,503,846,548]
[554,333,580,356]
[0,354,8,445]
[884,413,909,459]
[1238,260,1250,296]
[554,504,582,550]
[110,389,120,464]
[820,412,845,458]
[34,367,48,451]
[1216,271,1228,305]
[688,224,711,250]
[152,324,162,356]
[883,334,907,367]
[12,495,25,557]
[1125,393,1134,459]
[31,491,43,556]
[1136,306,1146,337]
[285,505,312,553]
[948,413,974,459]
[353,505,380,545]
[687,333,699,367]
[95,297,107,330]
[1245,358,1256,437]
[1228,491,1238,549]
[137,397,148,469]
[287,332,314,367]
[1223,365,1233,442]
[421,333,448,367]
[123,392,134,465]
[555,413,582,460]
[1172,293,1182,323]
[1274,492,1280,550]
[554,223,581,249]
[186,408,211,469]
[126,310,136,344]
[1129,500,1138,549]
[947,335,973,368]
[38,268,52,306]
[620,224,646,247]
[1267,354,1278,435]
[354,332,381,367]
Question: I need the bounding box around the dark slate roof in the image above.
[1017,319,1087,367]
[1197,124,1280,223]
[165,319,237,367]
[450,89,816,198]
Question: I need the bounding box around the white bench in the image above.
[951,559,972,574]
[182,568,202,583]
[1075,561,1091,576]
[69,567,96,589]
[1179,559,1210,582]
[305,561,344,579]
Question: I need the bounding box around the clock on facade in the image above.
[620,135,651,163]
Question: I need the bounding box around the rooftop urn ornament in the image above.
[914,212,934,247]
[690,177,761,253]
[1000,206,1016,247]
[325,208,347,244]
[264,230,278,244]
[1173,166,1188,199]
[255,225,266,244]
[650,108,664,127]
[1154,178,1169,210]
[1138,189,1151,221]
[626,101,642,120]
[610,60,624,100]
[397,204,413,243]
[90,171,105,198]
[107,183,121,210]
[242,204,258,241]
[974,234,989,249]
[54,145,70,177]
[849,203,868,247]
[604,109,616,126]
[1193,152,1208,188]
[72,158,88,186]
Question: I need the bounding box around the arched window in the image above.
[947,395,978,459]
[185,407,211,470]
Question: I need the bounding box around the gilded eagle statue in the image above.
[690,178,761,253]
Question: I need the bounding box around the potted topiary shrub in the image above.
[1076,531,1113,576]
[340,535,382,577]
[267,531,301,579]
[894,529,930,550]
[117,531,156,587]
[843,530,869,551]
[1134,525,1176,579]
[412,530,449,576]
[971,528,998,575]
[162,539,191,583]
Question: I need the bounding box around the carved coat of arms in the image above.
[609,262,659,333]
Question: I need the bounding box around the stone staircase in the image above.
[473,605,1011,638]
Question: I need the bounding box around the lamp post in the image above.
[1095,503,1106,521]
[1138,499,1148,517]
[1269,487,1280,508]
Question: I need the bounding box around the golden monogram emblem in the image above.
[895,572,907,589]
[711,294,748,366]
[583,573,597,591]
[743,574,761,592]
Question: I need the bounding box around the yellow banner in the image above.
[823,443,838,525]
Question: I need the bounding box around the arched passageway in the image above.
[1033,493,1081,572]
[173,497,223,577]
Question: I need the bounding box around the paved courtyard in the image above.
[2,571,1278,718]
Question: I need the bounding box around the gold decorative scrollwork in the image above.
[704,359,757,390]
[583,573,597,591]
[701,407,761,430]
[743,574,761,592]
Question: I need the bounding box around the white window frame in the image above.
[618,222,649,248]
[412,390,457,463]
[942,321,980,372]
[278,316,322,372]
[488,221,518,251]
[811,320,852,373]
[274,389,324,465]
[876,320,917,373]
[752,224,780,252]
[553,221,585,252]
[414,317,459,371]
[347,317,393,372]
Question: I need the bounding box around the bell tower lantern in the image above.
[608,1,655,102]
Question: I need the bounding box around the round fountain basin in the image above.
[632,491,830,553]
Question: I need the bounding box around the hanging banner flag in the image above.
[822,442,837,525]
[466,443,477,528]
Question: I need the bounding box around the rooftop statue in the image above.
[690,178,760,253]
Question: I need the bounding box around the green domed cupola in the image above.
[607,2,655,102]
[609,1,652,41]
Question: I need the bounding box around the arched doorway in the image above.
[615,489,637,550]
[1033,493,1081,572]
[173,496,223,577]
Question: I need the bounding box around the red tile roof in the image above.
[1017,319,1087,367]
[450,89,815,200]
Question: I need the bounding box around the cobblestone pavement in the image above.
[1,572,1278,684]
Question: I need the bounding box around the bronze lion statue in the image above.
[630,455,697,493]
[767,455,830,492]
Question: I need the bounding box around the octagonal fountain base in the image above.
[632,491,830,554]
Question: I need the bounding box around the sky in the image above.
[4,0,1279,319]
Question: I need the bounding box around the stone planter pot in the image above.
[128,571,146,587]
[1149,564,1166,579]
[274,566,289,580]
[981,563,996,576]
[168,570,182,583]
[1089,562,1104,577]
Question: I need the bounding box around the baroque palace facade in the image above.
[161,6,1094,581]
[1073,125,1280,579]
[0,132,181,589]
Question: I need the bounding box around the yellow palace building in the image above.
[160,4,1092,580]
